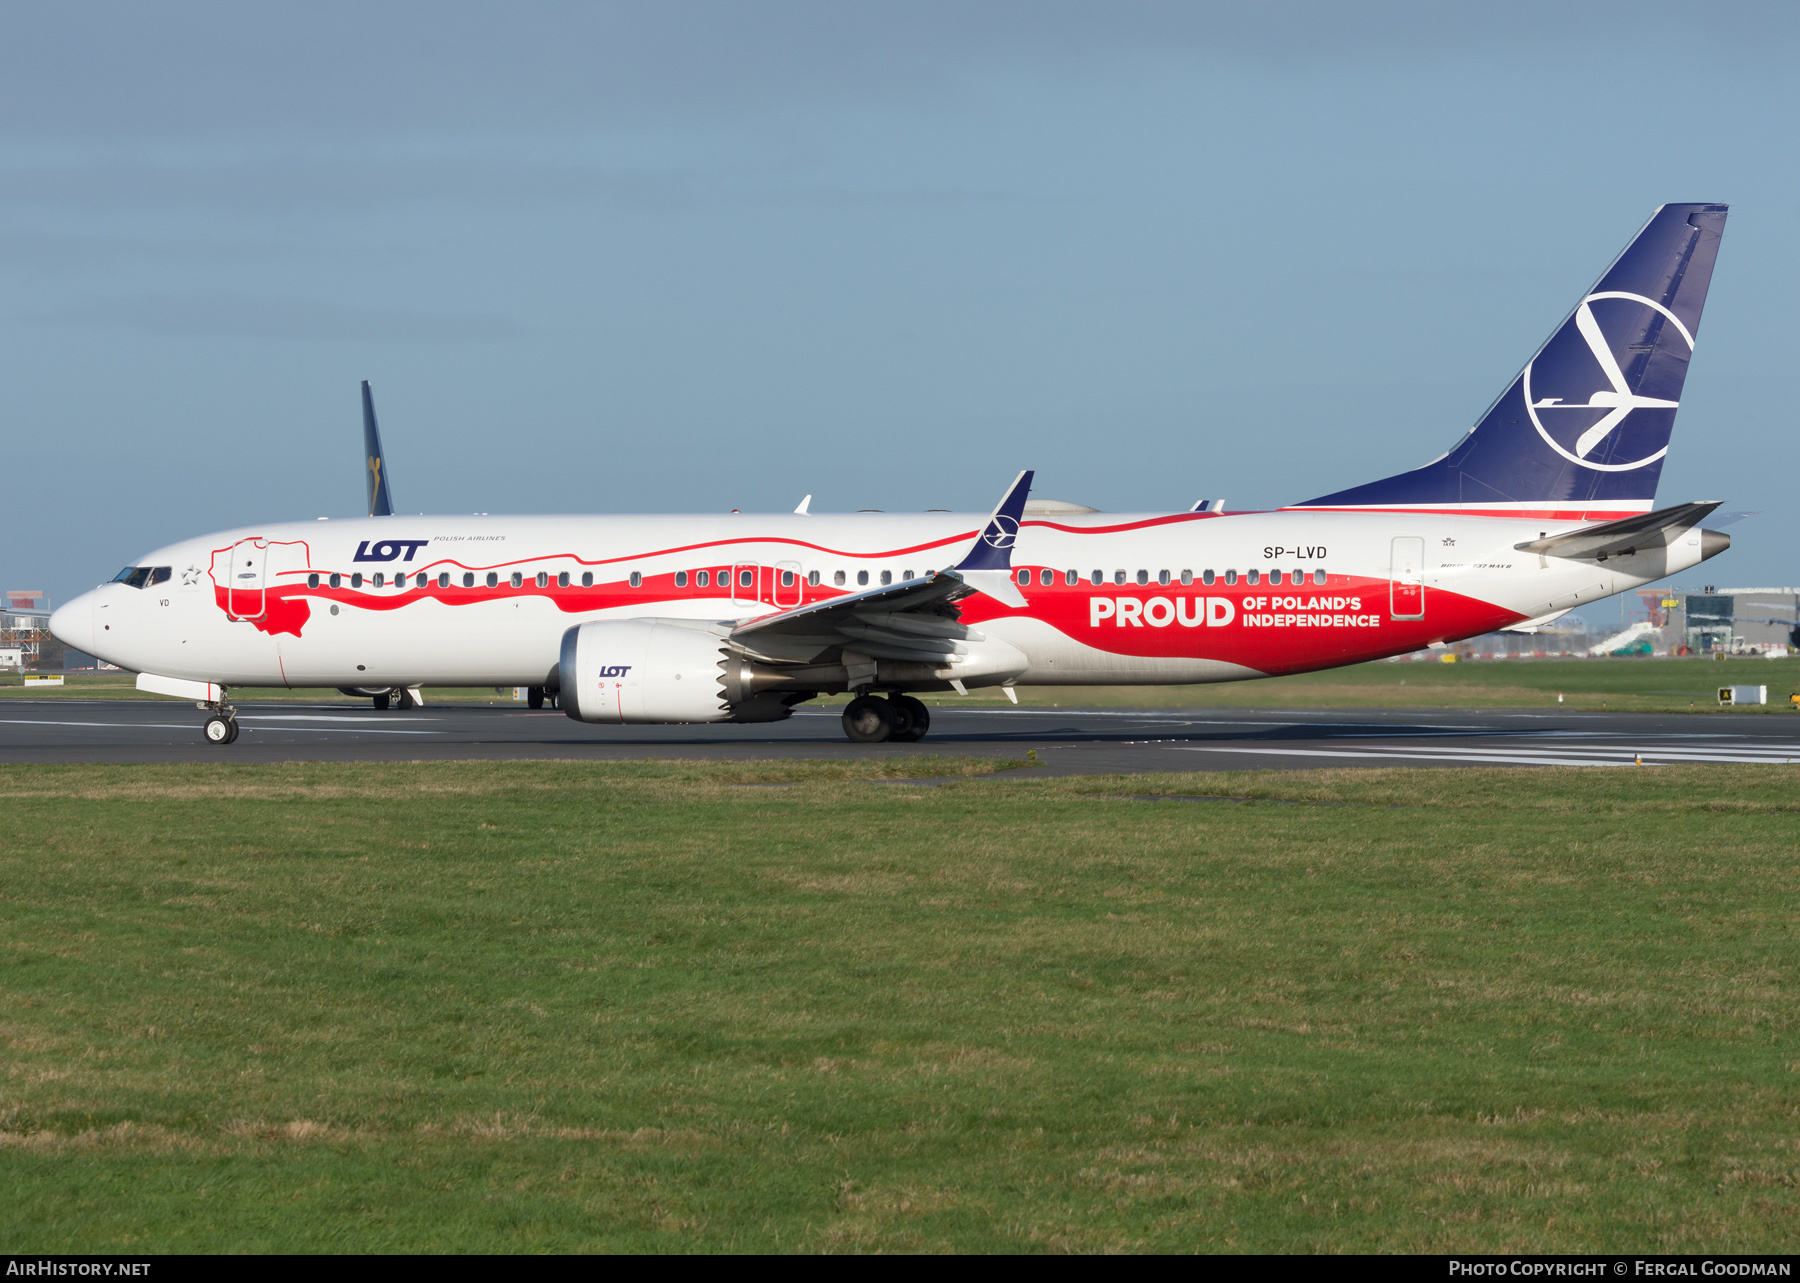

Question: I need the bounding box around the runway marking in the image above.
[238,726,442,736]
[0,718,207,730]
[1176,743,1800,766]
[0,717,440,737]
[236,714,441,723]
[1175,746,1624,766]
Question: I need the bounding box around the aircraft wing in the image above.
[728,470,1033,665]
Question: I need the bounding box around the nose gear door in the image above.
[226,539,267,621]
[1389,536,1424,620]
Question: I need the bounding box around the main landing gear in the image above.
[841,694,930,744]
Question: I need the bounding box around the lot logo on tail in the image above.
[1524,291,1693,472]
[981,514,1020,550]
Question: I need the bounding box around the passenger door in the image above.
[1389,536,1424,620]
[774,560,803,608]
[731,562,761,608]
[226,538,267,621]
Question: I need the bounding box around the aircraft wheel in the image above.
[527,685,545,710]
[842,695,894,744]
[888,695,930,743]
[204,715,235,745]
[373,693,391,711]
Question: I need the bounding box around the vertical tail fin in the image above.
[1295,203,1728,516]
[362,380,395,518]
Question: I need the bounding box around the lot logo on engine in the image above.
[597,665,632,678]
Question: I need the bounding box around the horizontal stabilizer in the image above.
[1512,500,1721,560]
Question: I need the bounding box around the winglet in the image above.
[955,470,1033,572]
[794,494,812,515]
[362,380,395,518]
[951,470,1033,608]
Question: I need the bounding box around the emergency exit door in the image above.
[226,539,267,620]
[1389,536,1424,620]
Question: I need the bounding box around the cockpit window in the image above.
[112,567,152,589]
[149,567,171,586]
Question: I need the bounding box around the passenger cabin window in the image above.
[675,571,688,587]
[307,573,320,588]
[880,570,892,586]
[374,572,386,588]
[536,571,548,588]
[1090,570,1103,586]
[440,573,451,588]
[1202,570,1214,586]
[1247,569,1261,585]
[1040,569,1053,586]
[630,572,643,588]
[1136,570,1149,586]
[808,570,820,586]
[462,573,474,588]
[738,569,753,588]
[509,572,522,588]
[1224,570,1237,586]
[1158,570,1170,586]
[1269,569,1283,585]
[1313,569,1326,585]
[331,573,342,589]
[485,572,497,588]
[902,569,914,581]
[833,570,846,586]
[1114,570,1127,585]
[857,570,869,586]
[1180,570,1193,586]
[1016,569,1030,586]
[557,571,569,588]
[352,573,364,588]
[1065,569,1078,586]
[581,572,593,587]
[780,570,795,587]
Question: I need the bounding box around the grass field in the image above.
[3,758,1797,1252]
[7,654,1800,712]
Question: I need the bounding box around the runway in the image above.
[5,699,1800,773]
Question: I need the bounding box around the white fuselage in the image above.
[52,506,1714,692]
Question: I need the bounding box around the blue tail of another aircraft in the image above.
[1295,203,1728,516]
[362,380,395,518]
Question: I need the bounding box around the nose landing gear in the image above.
[199,692,239,745]
[840,694,931,744]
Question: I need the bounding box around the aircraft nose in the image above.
[49,593,94,655]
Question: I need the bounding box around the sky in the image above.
[6,1,1800,607]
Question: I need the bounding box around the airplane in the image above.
[52,203,1735,746]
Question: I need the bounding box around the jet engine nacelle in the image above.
[559,619,794,725]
